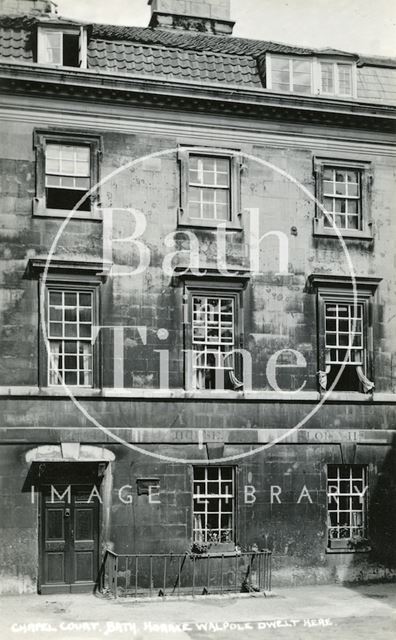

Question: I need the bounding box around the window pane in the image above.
[292,59,311,93]
[347,170,359,183]
[271,56,291,91]
[271,56,289,72]
[45,144,91,211]
[188,156,231,223]
[192,295,236,390]
[348,200,359,215]
[323,181,334,196]
[325,302,365,390]
[347,183,359,197]
[347,215,359,230]
[80,324,91,338]
[49,323,62,337]
[79,293,92,307]
[321,62,334,93]
[65,324,78,337]
[42,31,62,65]
[64,308,77,323]
[271,71,290,91]
[64,293,77,306]
[338,64,352,95]
[48,290,93,387]
[193,467,234,543]
[49,307,62,322]
[321,166,362,231]
[327,465,367,545]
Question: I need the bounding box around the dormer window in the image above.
[267,54,312,94]
[266,54,356,99]
[37,27,87,68]
[319,61,354,97]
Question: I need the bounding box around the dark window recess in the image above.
[199,367,235,390]
[327,364,361,392]
[63,33,80,67]
[46,187,91,211]
[136,478,160,496]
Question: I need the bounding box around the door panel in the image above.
[46,552,65,584]
[40,485,99,594]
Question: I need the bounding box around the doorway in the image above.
[35,461,104,595]
[40,484,100,594]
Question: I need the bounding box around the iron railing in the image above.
[100,549,271,598]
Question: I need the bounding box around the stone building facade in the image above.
[0,0,396,594]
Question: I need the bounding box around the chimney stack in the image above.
[148,0,235,36]
[0,0,56,16]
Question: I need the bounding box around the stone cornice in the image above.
[0,63,395,132]
[26,257,112,280]
[1,386,396,404]
[308,274,383,293]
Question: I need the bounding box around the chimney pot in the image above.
[148,0,235,35]
[0,0,56,16]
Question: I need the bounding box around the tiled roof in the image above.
[88,39,262,86]
[0,14,396,74]
[0,25,32,61]
[89,24,315,58]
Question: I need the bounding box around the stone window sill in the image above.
[313,218,373,241]
[177,211,242,232]
[320,391,372,402]
[33,206,103,222]
[326,547,372,554]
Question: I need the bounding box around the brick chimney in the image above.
[148,0,235,35]
[0,0,56,16]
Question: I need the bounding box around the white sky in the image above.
[54,0,396,57]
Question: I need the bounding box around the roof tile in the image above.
[87,39,262,87]
[0,27,32,61]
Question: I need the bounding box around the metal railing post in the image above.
[150,556,153,597]
[163,556,167,596]
[135,555,138,598]
[114,555,118,599]
[192,555,196,597]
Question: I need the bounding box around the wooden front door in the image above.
[40,485,100,594]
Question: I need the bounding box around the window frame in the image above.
[265,54,357,99]
[313,279,378,395]
[317,60,357,98]
[192,465,236,546]
[33,130,102,220]
[327,464,369,552]
[266,53,313,94]
[37,25,87,69]
[313,158,373,240]
[39,275,101,390]
[183,280,244,392]
[178,147,242,230]
[321,296,369,392]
